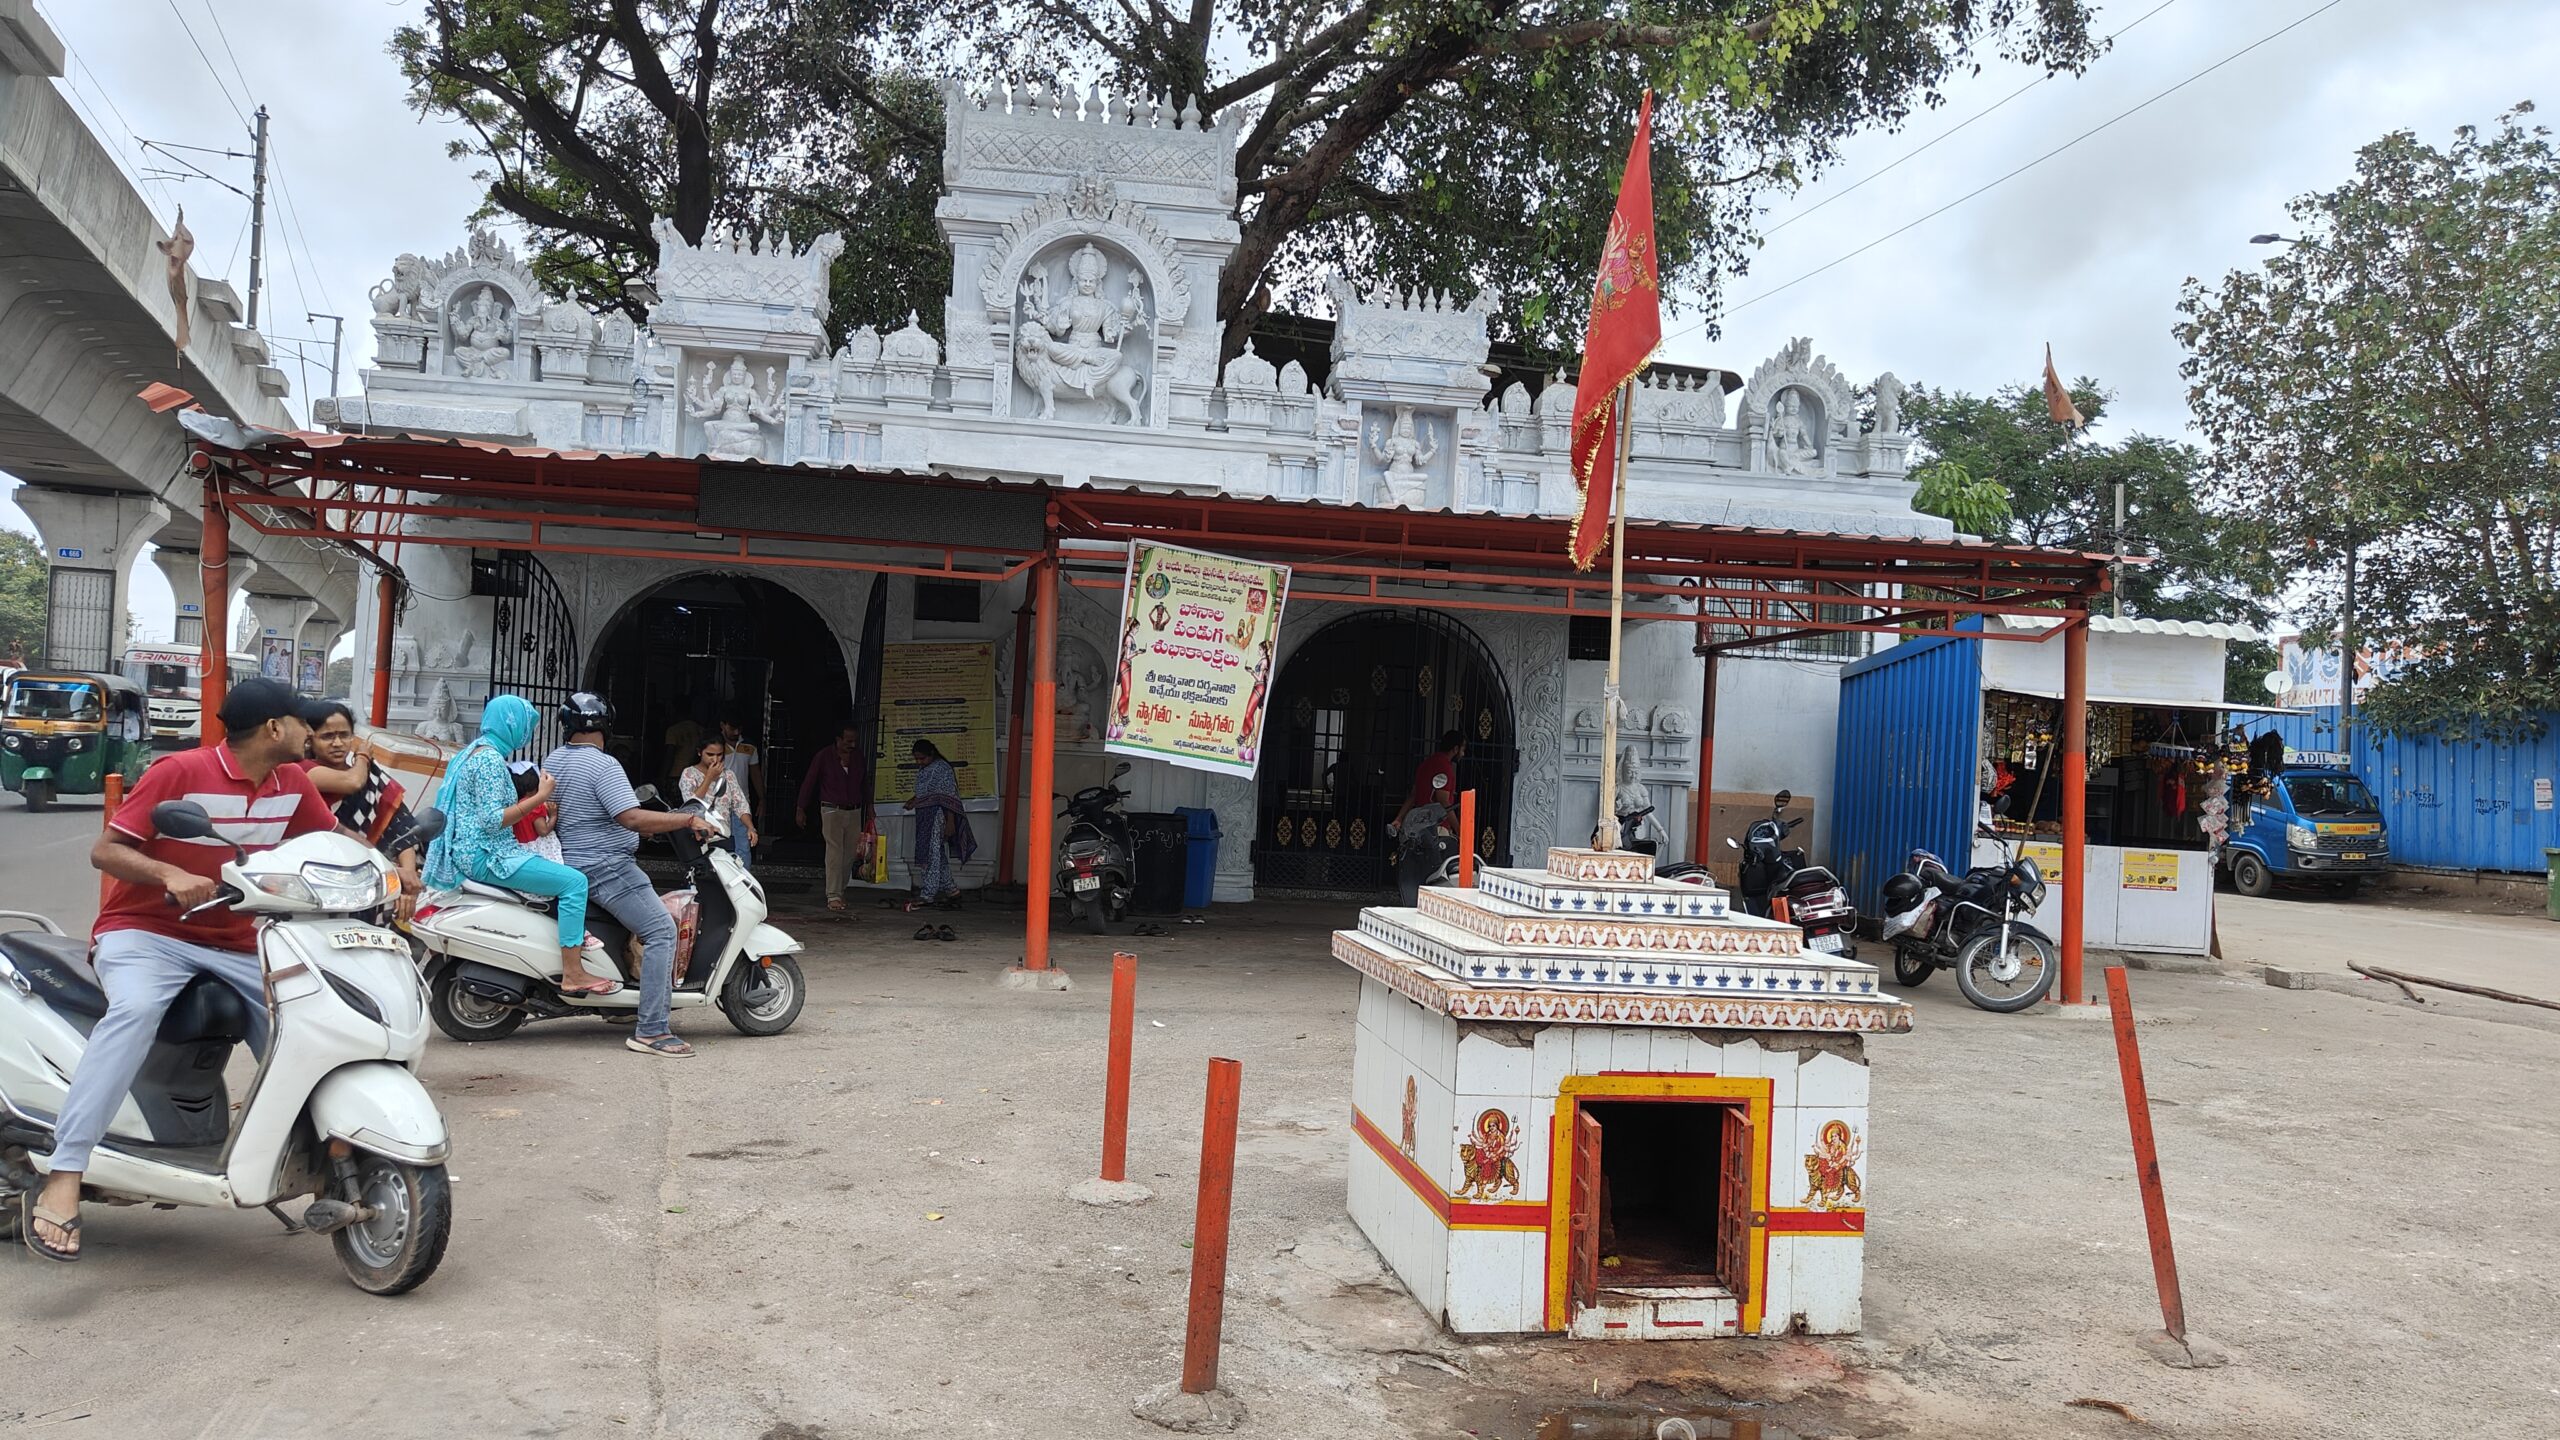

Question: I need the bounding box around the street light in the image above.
[2250,229,2360,756]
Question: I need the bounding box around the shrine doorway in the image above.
[1253,609,1515,893]
[584,573,851,858]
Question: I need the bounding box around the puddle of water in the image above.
[1535,1404,1800,1440]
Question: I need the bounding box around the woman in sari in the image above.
[303,701,425,918]
[905,738,974,914]
[422,694,619,995]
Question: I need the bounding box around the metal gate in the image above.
[43,567,114,672]
[480,552,579,755]
[1254,609,1516,892]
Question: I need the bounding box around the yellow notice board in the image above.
[2119,850,2181,891]
[1103,541,1291,779]
[876,642,998,802]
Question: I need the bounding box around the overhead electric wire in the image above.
[159,0,250,128]
[1676,0,2351,341]
[1762,0,2185,237]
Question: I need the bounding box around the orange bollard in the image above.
[1180,1057,1243,1396]
[1457,788,1477,887]
[2105,966,2188,1344]
[1100,951,1138,1183]
[99,770,125,908]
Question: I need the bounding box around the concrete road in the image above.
[2,853,2554,1437]
[2219,890,2560,1002]
[0,791,110,937]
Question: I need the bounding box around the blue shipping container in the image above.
[1831,633,1983,916]
[2254,710,2560,874]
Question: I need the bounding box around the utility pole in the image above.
[245,105,270,329]
[2340,520,2358,753]
[306,312,343,399]
[2112,480,2125,619]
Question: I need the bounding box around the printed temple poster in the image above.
[875,641,998,803]
[1104,542,1291,779]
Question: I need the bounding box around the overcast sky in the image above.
[8,0,2556,645]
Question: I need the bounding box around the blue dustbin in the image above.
[1175,806,1221,909]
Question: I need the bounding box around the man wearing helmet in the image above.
[544,692,719,1058]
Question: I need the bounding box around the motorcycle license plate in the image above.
[329,927,406,952]
[1806,932,1846,955]
[1072,875,1102,892]
[2342,852,2367,862]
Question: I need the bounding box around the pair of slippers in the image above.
[913,924,958,942]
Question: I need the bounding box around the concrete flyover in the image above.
[0,0,358,670]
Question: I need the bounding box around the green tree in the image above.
[397,1,2104,357]
[0,529,47,664]
[1908,457,2012,538]
[2177,107,2560,737]
[1902,381,2278,635]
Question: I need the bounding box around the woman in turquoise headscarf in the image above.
[423,694,619,995]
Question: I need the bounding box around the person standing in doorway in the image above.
[719,715,765,829]
[1391,728,1467,834]
[905,738,973,914]
[797,723,873,914]
[682,735,758,869]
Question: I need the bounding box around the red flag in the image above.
[2043,342,2085,431]
[1568,93,1663,571]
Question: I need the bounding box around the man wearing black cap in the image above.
[25,679,345,1262]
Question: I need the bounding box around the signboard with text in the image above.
[874,642,998,804]
[2119,850,2181,891]
[1104,541,1290,779]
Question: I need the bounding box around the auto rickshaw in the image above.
[1,670,148,810]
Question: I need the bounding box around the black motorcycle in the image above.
[1057,761,1136,933]
[1877,822,2057,1012]
[1722,790,1858,956]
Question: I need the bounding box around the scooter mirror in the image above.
[408,809,449,843]
[1724,836,1740,850]
[633,783,664,808]
[152,800,215,840]
[1432,773,1449,791]
[1773,788,1793,809]
[1111,761,1133,779]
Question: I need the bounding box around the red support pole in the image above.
[99,770,124,908]
[368,572,395,729]
[997,598,1034,887]
[1023,552,1059,971]
[2060,611,2089,1005]
[1691,649,1719,863]
[2105,966,2188,1343]
[1457,788,1477,887]
[1100,951,1138,1182]
[1180,1057,1243,1397]
[198,478,230,748]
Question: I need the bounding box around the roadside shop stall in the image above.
[1833,616,2274,958]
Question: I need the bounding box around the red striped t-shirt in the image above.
[98,744,340,953]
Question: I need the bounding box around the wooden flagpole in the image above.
[1596,381,1636,851]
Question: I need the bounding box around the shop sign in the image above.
[2537,777,2553,812]
[2119,850,2181,891]
[1104,541,1291,779]
[2018,841,2063,873]
[875,642,999,803]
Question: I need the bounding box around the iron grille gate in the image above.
[1254,609,1517,892]
[480,552,579,756]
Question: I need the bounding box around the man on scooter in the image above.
[542,692,718,1059]
[28,678,341,1262]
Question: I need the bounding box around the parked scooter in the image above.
[0,802,455,1294]
[1877,813,2056,1012]
[1617,802,1717,887]
[1394,773,1464,905]
[1058,761,1137,934]
[1722,790,1859,955]
[409,800,807,1041]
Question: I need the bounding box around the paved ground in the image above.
[4,810,2556,1438]
[2218,888,2560,1002]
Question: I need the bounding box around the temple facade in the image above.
[324,83,1948,900]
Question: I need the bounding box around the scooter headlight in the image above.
[298,860,389,910]
[248,872,318,904]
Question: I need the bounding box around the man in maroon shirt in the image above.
[1391,728,1468,835]
[26,678,340,1262]
[798,723,874,913]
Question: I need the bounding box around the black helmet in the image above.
[558,691,614,736]
[1880,873,1926,913]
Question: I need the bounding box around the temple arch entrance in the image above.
[1254,609,1516,893]
[585,572,852,855]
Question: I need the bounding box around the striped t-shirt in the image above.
[97,743,339,953]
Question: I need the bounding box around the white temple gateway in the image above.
[320,83,1951,899]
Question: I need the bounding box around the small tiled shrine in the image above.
[1335,848,1911,1339]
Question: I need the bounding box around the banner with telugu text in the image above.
[875,641,998,803]
[1104,542,1290,779]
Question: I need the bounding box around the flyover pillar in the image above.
[12,486,166,671]
[149,545,259,649]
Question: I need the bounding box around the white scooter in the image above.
[0,802,454,1294]
[408,799,807,1042]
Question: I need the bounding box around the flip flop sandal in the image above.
[22,1198,80,1263]
[827,897,850,913]
[935,925,958,942]
[1132,923,1169,937]
[914,924,938,941]
[626,1033,694,1058]
[561,978,624,997]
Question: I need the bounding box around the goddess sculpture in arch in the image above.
[1367,405,1438,507]
[686,357,787,462]
[1015,242,1151,424]
[450,289,515,379]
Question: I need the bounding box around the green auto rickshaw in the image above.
[2,670,149,811]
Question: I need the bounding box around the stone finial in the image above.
[1179,95,1201,129]
[841,324,884,370]
[1223,340,1278,393]
[1278,360,1311,397]
[1496,381,1528,415]
[883,310,941,367]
